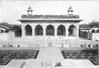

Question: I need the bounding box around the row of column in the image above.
[22,23,79,37]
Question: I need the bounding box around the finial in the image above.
[92,20,95,23]
[68,6,73,15]
[27,6,33,15]
[69,6,72,9]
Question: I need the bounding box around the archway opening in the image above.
[57,25,66,36]
[96,30,99,33]
[91,30,95,33]
[15,29,22,37]
[35,25,43,35]
[25,25,32,36]
[46,25,54,35]
[68,25,76,36]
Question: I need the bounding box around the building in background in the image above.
[79,21,99,41]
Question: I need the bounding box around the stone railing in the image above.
[21,15,79,19]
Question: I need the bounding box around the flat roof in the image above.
[19,14,82,22]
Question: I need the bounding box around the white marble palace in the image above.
[0,6,84,48]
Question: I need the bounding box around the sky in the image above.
[0,0,99,24]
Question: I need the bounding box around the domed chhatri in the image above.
[68,6,74,15]
[27,6,33,15]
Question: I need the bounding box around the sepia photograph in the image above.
[0,0,99,68]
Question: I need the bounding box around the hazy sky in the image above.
[0,0,99,24]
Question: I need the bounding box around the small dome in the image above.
[68,6,74,15]
[69,6,72,9]
[27,6,33,14]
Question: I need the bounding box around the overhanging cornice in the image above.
[19,19,82,23]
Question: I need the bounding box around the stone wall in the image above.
[92,33,99,41]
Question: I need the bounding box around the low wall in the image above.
[92,33,99,41]
[0,33,9,41]
[0,37,98,48]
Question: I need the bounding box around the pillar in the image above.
[64,24,67,37]
[22,24,25,38]
[87,31,90,40]
[43,24,46,36]
[66,25,69,37]
[32,24,35,37]
[76,23,79,37]
[55,25,57,36]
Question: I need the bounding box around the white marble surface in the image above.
[3,59,26,68]
[37,47,64,61]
